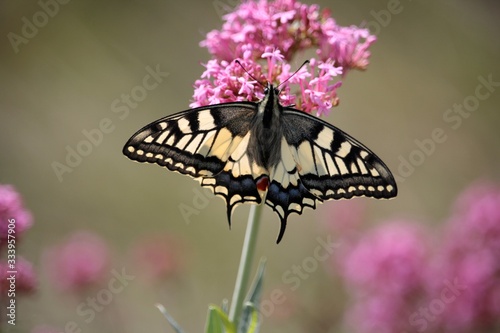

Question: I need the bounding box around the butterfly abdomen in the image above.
[249,124,283,171]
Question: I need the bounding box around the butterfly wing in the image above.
[266,136,322,242]
[124,99,397,243]
[266,108,397,242]
[123,103,258,177]
[199,130,269,223]
[123,102,266,223]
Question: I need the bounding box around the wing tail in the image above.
[265,139,321,243]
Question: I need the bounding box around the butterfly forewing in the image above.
[123,103,258,178]
[280,108,397,200]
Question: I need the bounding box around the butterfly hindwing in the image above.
[261,108,397,242]
[280,108,398,200]
[265,137,321,242]
[199,131,269,224]
[123,103,258,178]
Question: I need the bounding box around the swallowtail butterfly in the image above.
[123,83,397,243]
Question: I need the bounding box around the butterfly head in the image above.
[263,83,280,96]
[259,83,282,123]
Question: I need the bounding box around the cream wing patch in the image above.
[224,133,267,180]
[280,109,398,202]
[123,104,259,179]
[270,139,300,189]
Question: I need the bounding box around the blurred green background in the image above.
[1,0,499,332]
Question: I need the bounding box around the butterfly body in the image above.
[248,85,283,170]
[124,84,397,243]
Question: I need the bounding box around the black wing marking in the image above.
[281,108,398,200]
[124,98,397,243]
[123,103,258,178]
[199,131,269,225]
[266,137,322,243]
[123,102,270,226]
[264,108,397,242]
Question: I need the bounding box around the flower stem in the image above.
[228,204,263,328]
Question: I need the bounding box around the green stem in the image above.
[228,204,263,329]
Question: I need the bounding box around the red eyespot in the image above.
[256,176,269,192]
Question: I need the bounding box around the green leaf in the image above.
[155,303,185,333]
[238,302,260,333]
[205,304,236,333]
[238,259,266,333]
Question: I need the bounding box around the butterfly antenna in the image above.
[277,60,310,92]
[235,60,266,88]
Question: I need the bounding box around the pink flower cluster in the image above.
[0,257,37,294]
[0,184,36,295]
[338,220,430,333]
[192,0,376,117]
[0,184,33,243]
[331,181,500,333]
[201,0,375,70]
[428,182,500,332]
[42,230,184,292]
[130,233,182,282]
[44,231,111,292]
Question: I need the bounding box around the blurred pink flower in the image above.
[345,294,413,333]
[0,184,33,244]
[0,256,37,294]
[426,182,500,332]
[448,181,500,254]
[321,199,367,236]
[45,231,110,292]
[130,233,182,282]
[337,181,500,333]
[337,221,431,333]
[338,220,430,297]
